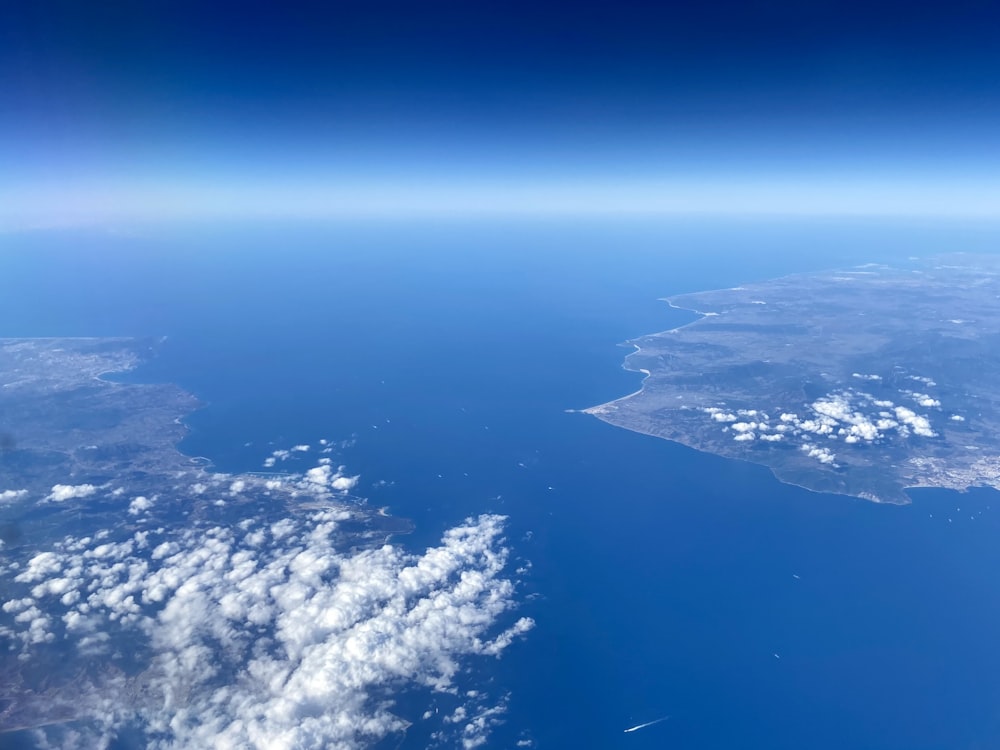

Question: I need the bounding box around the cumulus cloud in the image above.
[749,389,937,447]
[457,701,510,749]
[46,484,97,502]
[13,551,63,583]
[894,406,937,437]
[915,395,941,408]
[305,465,332,485]
[0,497,531,749]
[809,393,881,442]
[702,407,737,423]
[263,448,296,468]
[801,443,837,465]
[0,488,28,502]
[703,408,788,444]
[700,378,944,467]
[299,463,360,494]
[127,496,153,515]
[331,474,359,492]
[900,388,942,409]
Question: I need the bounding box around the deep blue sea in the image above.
[5,218,1000,749]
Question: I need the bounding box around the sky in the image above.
[2,0,1000,224]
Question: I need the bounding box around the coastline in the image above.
[585,409,913,504]
[578,261,995,505]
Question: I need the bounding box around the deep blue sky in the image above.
[2,0,1000,222]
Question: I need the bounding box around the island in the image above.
[586,256,1000,504]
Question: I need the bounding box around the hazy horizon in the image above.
[3,0,999,227]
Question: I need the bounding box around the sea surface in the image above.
[5,218,1000,748]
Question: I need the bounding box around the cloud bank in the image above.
[1,459,533,749]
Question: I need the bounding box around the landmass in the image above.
[586,256,1000,504]
[0,337,406,546]
[0,338,530,749]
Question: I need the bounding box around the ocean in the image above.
[4,217,1000,748]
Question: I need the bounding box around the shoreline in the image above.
[577,259,1000,506]
[583,293,717,414]
[586,410,913,505]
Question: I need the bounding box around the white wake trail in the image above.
[623,715,670,733]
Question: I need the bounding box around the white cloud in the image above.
[459,702,510,749]
[798,418,835,436]
[264,445,314,468]
[0,489,28,502]
[128,496,154,515]
[331,475,359,492]
[300,464,360,494]
[900,388,942,409]
[702,407,737,423]
[801,443,837,465]
[305,465,332,485]
[950,415,966,422]
[14,551,63,583]
[701,381,943,469]
[4,507,530,749]
[46,484,97,502]
[894,406,937,437]
[809,393,882,442]
[0,452,532,749]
